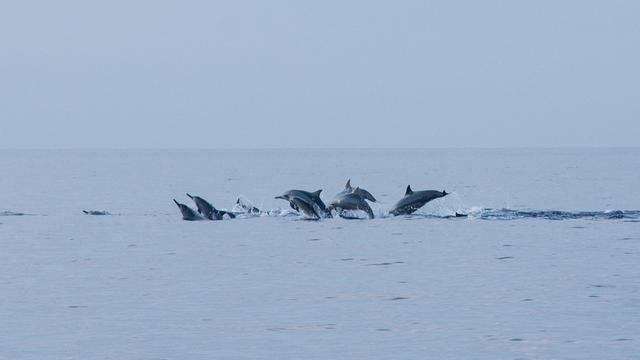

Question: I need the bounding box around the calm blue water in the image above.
[1,149,639,359]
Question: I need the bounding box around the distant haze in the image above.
[1,1,638,148]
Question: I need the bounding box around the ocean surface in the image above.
[1,148,639,359]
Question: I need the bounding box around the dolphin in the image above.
[328,190,375,219]
[173,199,203,221]
[342,179,377,202]
[236,197,260,214]
[389,185,448,216]
[186,194,236,220]
[290,195,322,219]
[275,189,332,218]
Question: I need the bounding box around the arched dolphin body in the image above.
[173,199,203,221]
[275,189,331,218]
[186,194,236,220]
[341,179,377,202]
[328,190,375,219]
[389,186,448,216]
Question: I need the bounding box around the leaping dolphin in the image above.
[389,186,448,216]
[186,194,236,220]
[173,199,203,221]
[342,179,377,202]
[328,190,375,219]
[275,189,332,218]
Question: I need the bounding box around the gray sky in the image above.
[1,1,638,148]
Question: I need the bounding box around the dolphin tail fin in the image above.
[360,202,375,219]
[366,207,375,219]
[442,190,448,196]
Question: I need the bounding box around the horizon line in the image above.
[0,146,639,151]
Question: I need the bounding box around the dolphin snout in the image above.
[275,195,286,200]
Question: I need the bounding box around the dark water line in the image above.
[471,208,640,221]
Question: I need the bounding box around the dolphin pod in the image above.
[175,181,449,221]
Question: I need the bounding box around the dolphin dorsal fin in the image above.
[345,179,352,190]
[405,185,413,196]
[312,189,322,197]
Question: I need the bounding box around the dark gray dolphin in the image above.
[343,179,377,202]
[328,190,375,219]
[275,189,331,218]
[389,186,448,216]
[186,194,236,220]
[290,195,321,219]
[173,199,203,221]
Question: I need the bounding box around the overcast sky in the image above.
[1,1,638,148]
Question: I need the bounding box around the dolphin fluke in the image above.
[443,190,448,196]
